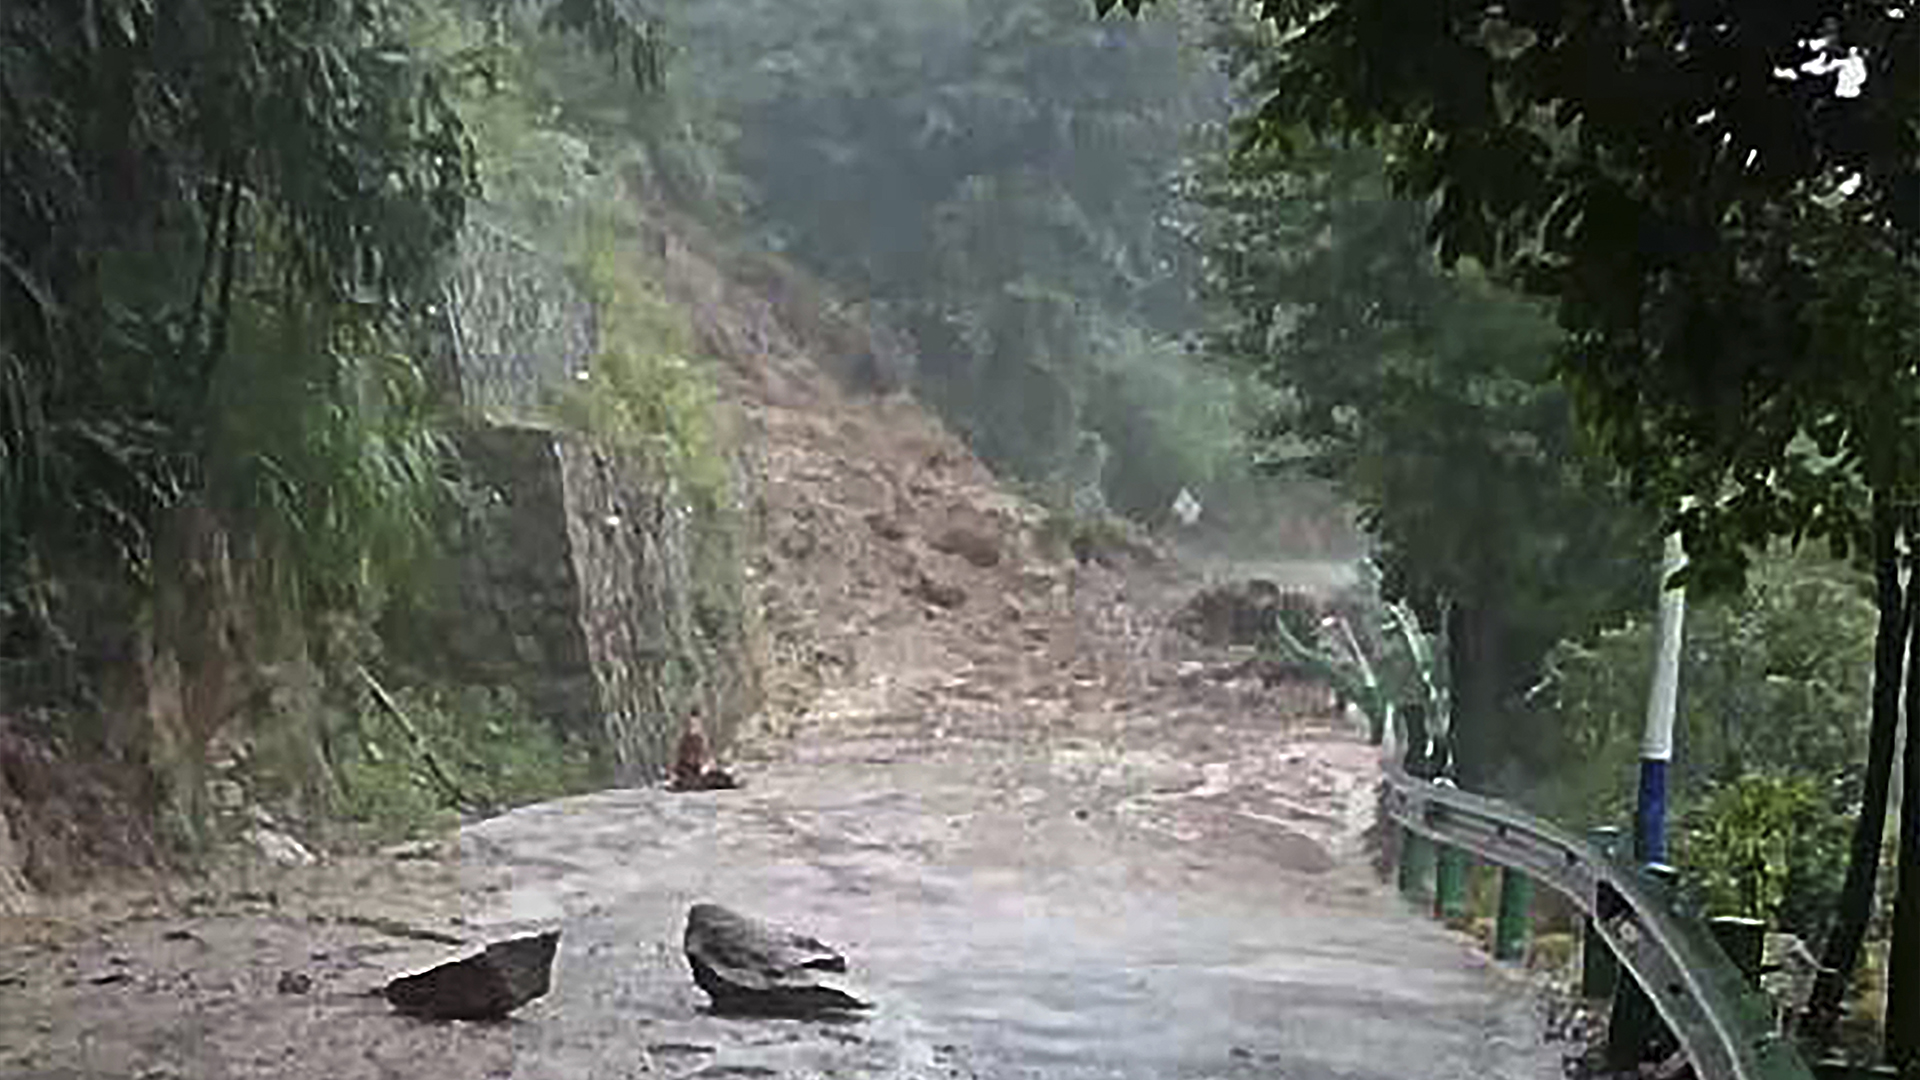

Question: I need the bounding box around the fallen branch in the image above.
[356,665,487,815]
[335,912,467,947]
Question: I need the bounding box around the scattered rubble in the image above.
[909,574,968,611]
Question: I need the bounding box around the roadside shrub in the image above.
[1676,774,1851,940]
[336,685,596,839]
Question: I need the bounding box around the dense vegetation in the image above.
[0,0,719,841]
[1195,124,1655,792]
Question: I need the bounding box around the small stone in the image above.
[910,574,967,610]
[245,827,316,867]
[277,970,313,995]
[931,526,1000,568]
[209,781,245,812]
[864,512,907,541]
[383,838,449,862]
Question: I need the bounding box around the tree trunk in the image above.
[1884,535,1918,1069]
[1804,503,1910,1045]
[1446,599,1503,793]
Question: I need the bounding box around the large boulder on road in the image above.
[383,930,560,1021]
[683,903,870,1016]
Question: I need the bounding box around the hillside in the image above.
[640,201,1172,729]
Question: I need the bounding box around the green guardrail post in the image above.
[1398,827,1433,902]
[1605,863,1680,1072]
[1494,866,1533,962]
[1581,826,1623,1000]
[1708,916,1766,986]
[1434,843,1469,923]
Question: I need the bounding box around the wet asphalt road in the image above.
[0,708,1560,1080]
[443,715,1560,1080]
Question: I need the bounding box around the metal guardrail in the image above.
[1381,766,1817,1080]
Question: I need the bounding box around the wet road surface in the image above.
[0,704,1559,1080]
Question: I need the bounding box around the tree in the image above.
[1195,132,1653,791]
[0,0,479,637]
[0,0,663,625]
[0,0,689,777]
[1121,0,1919,1056]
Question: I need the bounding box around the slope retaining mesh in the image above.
[411,218,751,780]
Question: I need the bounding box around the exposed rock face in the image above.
[683,904,869,1017]
[383,930,561,1021]
[387,217,762,787]
[863,511,907,542]
[386,424,762,785]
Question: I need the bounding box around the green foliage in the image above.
[543,233,729,509]
[0,0,673,634]
[206,298,455,615]
[0,0,478,649]
[1534,548,1873,941]
[1537,549,1876,821]
[1678,775,1852,939]
[336,684,595,838]
[1194,121,1653,786]
[535,0,669,92]
[1157,0,1920,589]
[1082,318,1250,518]
[413,3,732,515]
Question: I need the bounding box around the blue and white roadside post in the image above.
[1608,526,1689,1068]
[1636,528,1689,864]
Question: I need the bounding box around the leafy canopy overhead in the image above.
[1113,0,1919,587]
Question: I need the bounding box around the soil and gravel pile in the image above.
[634,204,1209,746]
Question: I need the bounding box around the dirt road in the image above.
[0,659,1560,1080]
